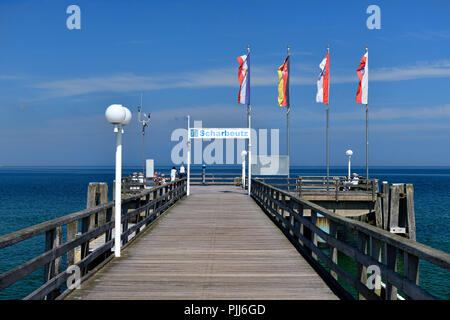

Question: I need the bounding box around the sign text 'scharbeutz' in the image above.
[189,128,250,139]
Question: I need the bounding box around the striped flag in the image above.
[277,56,290,107]
[316,52,329,104]
[356,51,368,104]
[237,53,250,105]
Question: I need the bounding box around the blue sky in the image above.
[0,0,449,166]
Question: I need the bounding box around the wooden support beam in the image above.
[381,181,389,230]
[389,184,402,232]
[405,184,416,241]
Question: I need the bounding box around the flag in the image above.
[316,52,329,103]
[356,51,368,104]
[237,53,250,105]
[277,56,290,107]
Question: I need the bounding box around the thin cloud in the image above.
[325,104,450,122]
[29,60,450,98]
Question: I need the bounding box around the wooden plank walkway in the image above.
[66,185,337,300]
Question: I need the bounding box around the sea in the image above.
[0,165,449,300]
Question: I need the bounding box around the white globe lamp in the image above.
[105,104,126,125]
[105,104,132,258]
[346,149,353,179]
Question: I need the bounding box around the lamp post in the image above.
[241,150,247,188]
[105,104,132,258]
[346,149,353,179]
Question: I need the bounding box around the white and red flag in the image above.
[316,52,329,104]
[356,51,368,104]
[237,53,250,105]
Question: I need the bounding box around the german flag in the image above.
[277,56,290,107]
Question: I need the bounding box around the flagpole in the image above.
[247,45,251,196]
[326,45,330,191]
[287,45,290,190]
[187,115,191,196]
[365,46,369,184]
[366,103,369,184]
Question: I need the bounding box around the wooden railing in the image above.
[0,178,186,300]
[258,176,377,197]
[251,178,450,300]
[190,173,238,185]
[122,176,155,193]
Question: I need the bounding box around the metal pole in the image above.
[245,45,251,195]
[348,155,351,179]
[187,115,191,196]
[246,45,250,190]
[248,108,251,196]
[142,128,145,174]
[326,45,330,191]
[365,46,369,183]
[287,45,290,190]
[326,103,329,190]
[366,103,369,180]
[141,94,145,174]
[114,125,123,257]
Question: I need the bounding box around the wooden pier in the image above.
[66,185,337,300]
[0,177,449,300]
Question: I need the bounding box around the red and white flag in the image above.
[316,52,329,104]
[237,54,250,105]
[356,51,368,104]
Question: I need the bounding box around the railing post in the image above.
[371,180,376,202]
[67,220,78,266]
[298,177,302,197]
[357,231,368,300]
[298,204,305,247]
[310,211,318,261]
[80,215,90,275]
[105,207,113,243]
[289,202,296,238]
[145,193,150,218]
[370,236,382,296]
[385,243,398,300]
[329,220,338,280]
[44,226,62,300]
[404,252,419,299]
[153,189,158,220]
[122,203,128,246]
[335,179,339,201]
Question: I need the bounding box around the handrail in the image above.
[0,178,187,300]
[251,178,450,300]
[0,180,178,249]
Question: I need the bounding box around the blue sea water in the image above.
[0,165,449,299]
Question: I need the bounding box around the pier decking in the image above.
[66,185,337,300]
